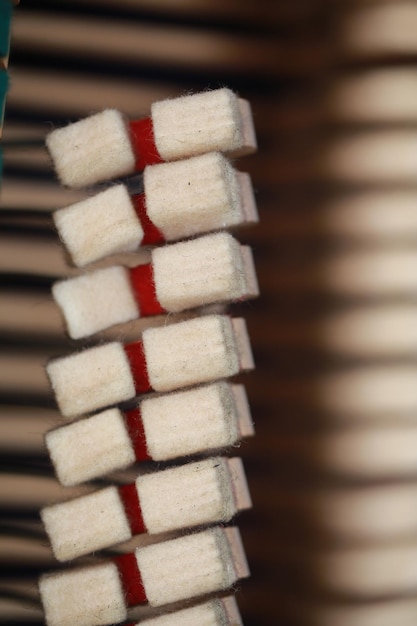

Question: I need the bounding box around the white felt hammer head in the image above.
[144,151,244,241]
[46,342,135,419]
[152,231,258,313]
[143,314,241,393]
[53,184,144,267]
[52,266,139,340]
[138,597,243,626]
[39,561,126,626]
[151,87,257,160]
[135,526,248,606]
[41,486,132,562]
[46,407,136,485]
[141,381,247,462]
[137,456,251,535]
[46,109,135,188]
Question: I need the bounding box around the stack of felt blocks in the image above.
[39,88,259,626]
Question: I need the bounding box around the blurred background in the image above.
[2,1,417,625]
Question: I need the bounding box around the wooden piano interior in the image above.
[2,1,417,624]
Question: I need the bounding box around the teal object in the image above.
[0,68,8,126]
[0,0,12,58]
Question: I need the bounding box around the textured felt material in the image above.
[118,482,146,535]
[141,382,241,461]
[53,155,257,268]
[46,109,135,188]
[151,88,256,160]
[53,266,139,339]
[129,116,162,170]
[123,407,151,462]
[129,263,165,317]
[142,314,240,392]
[124,339,151,394]
[53,184,144,267]
[46,408,135,486]
[46,89,256,188]
[47,316,247,417]
[152,232,252,312]
[47,382,248,487]
[115,551,147,607]
[46,342,135,419]
[138,597,242,626]
[41,457,249,561]
[41,486,131,562]
[137,456,241,534]
[135,527,239,606]
[52,233,256,339]
[144,151,242,241]
[39,530,245,624]
[39,561,126,626]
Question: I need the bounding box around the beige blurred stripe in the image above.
[248,305,417,358]
[316,541,417,596]
[7,67,177,120]
[257,248,417,297]
[1,179,85,210]
[318,248,417,296]
[337,1,417,57]
[319,130,417,183]
[0,234,71,276]
[318,365,417,417]
[319,424,417,480]
[315,484,417,541]
[0,235,150,276]
[320,191,417,241]
[0,291,62,335]
[0,353,50,396]
[319,305,417,357]
[0,405,61,452]
[326,69,417,123]
[12,12,319,77]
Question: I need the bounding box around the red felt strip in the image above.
[118,483,147,535]
[115,551,147,607]
[129,263,166,317]
[129,117,163,171]
[123,341,152,394]
[123,407,151,462]
[132,193,165,246]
